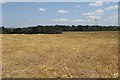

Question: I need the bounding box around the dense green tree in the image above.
[0,25,119,34]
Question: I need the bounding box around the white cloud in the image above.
[38,8,47,12]
[58,10,69,13]
[52,19,68,22]
[73,19,84,22]
[76,4,80,8]
[104,15,118,25]
[83,9,104,20]
[95,9,104,15]
[1,0,25,3]
[83,9,104,16]
[0,0,7,4]
[87,15,101,20]
[88,20,92,22]
[83,12,95,16]
[89,1,103,7]
[106,15,118,20]
[105,5,118,10]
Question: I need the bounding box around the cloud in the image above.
[83,10,104,16]
[105,5,118,10]
[83,12,95,16]
[95,9,104,15]
[83,12,96,19]
[87,15,101,20]
[52,19,68,22]
[88,20,92,22]
[76,4,80,8]
[104,14,118,25]
[73,19,84,22]
[83,9,104,20]
[0,0,25,3]
[38,8,47,12]
[89,1,103,7]
[106,15,118,20]
[0,0,7,4]
[58,10,69,13]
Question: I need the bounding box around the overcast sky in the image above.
[1,1,119,27]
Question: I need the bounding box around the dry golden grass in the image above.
[2,31,118,78]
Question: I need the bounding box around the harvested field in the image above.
[2,31,118,78]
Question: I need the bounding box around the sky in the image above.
[0,0,119,2]
[1,1,119,27]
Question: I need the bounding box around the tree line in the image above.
[0,25,119,34]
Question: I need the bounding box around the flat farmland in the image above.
[2,31,118,78]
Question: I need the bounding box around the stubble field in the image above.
[2,31,118,78]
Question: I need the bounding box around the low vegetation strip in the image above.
[0,25,119,34]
